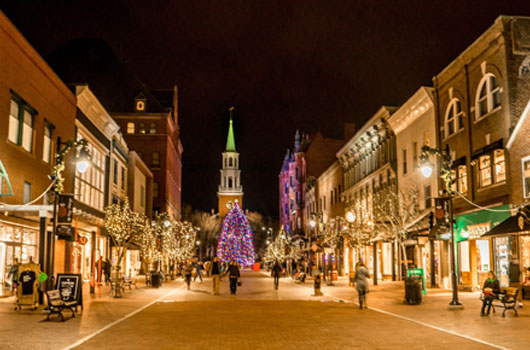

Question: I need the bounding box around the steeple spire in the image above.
[225,107,236,152]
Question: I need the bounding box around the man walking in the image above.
[194,260,203,282]
[272,260,282,290]
[210,257,221,295]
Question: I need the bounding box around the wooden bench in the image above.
[45,290,76,321]
[489,287,519,317]
[123,276,137,290]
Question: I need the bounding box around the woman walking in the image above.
[7,258,19,292]
[228,261,240,295]
[272,260,282,290]
[183,260,193,290]
[481,271,500,316]
[354,261,370,309]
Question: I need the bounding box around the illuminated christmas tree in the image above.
[217,203,255,267]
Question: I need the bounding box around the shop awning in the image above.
[482,208,530,238]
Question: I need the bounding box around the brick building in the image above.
[47,39,183,220]
[337,106,397,283]
[0,10,76,293]
[279,131,344,235]
[433,16,530,290]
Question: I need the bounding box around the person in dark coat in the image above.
[183,260,193,290]
[104,258,112,285]
[210,257,221,295]
[7,258,19,292]
[481,271,501,316]
[228,261,241,295]
[272,260,282,290]
[354,262,370,309]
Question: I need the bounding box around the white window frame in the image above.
[475,73,501,120]
[42,123,53,163]
[522,156,530,198]
[444,99,464,138]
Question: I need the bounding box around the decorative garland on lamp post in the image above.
[51,139,91,194]
[420,144,454,194]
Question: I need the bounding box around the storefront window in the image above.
[495,237,510,287]
[520,235,530,273]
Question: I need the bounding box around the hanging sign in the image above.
[77,236,88,245]
[58,194,74,223]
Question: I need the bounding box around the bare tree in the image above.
[373,186,421,276]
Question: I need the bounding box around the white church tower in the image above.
[218,107,243,218]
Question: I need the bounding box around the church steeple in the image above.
[226,107,236,152]
[218,107,243,218]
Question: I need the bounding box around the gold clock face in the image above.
[226,201,234,209]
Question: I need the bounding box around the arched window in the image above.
[153,182,159,198]
[127,122,135,134]
[139,123,146,134]
[229,158,233,167]
[445,99,464,138]
[476,74,501,119]
[149,123,157,134]
[152,152,160,167]
[228,177,233,188]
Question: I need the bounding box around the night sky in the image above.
[2,1,530,217]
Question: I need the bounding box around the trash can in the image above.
[404,275,422,305]
[150,271,161,288]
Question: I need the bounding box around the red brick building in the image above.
[0,10,76,291]
[279,130,344,235]
[47,39,183,220]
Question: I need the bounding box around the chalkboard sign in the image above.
[55,274,83,310]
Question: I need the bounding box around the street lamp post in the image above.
[49,138,91,290]
[309,213,323,296]
[420,144,463,309]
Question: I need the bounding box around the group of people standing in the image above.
[181,258,241,295]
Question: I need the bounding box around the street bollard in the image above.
[313,274,323,296]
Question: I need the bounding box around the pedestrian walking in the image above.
[104,258,112,285]
[194,261,203,282]
[272,260,282,290]
[481,271,500,316]
[183,260,193,290]
[210,257,221,295]
[291,260,297,278]
[7,258,19,292]
[228,260,241,295]
[354,261,370,309]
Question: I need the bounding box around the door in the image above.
[2,243,21,287]
[476,239,490,289]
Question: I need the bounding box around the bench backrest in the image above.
[46,290,63,306]
[503,287,519,302]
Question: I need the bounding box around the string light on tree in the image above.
[217,202,255,267]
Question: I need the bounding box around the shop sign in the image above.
[77,236,88,245]
[404,239,418,246]
[56,225,74,237]
[58,194,74,224]
[56,274,83,308]
[465,223,490,240]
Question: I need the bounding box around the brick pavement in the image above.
[1,271,528,349]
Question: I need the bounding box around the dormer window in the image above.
[134,92,147,112]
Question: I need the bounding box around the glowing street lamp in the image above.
[75,148,91,173]
[345,211,356,223]
[309,220,316,228]
[420,159,434,178]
